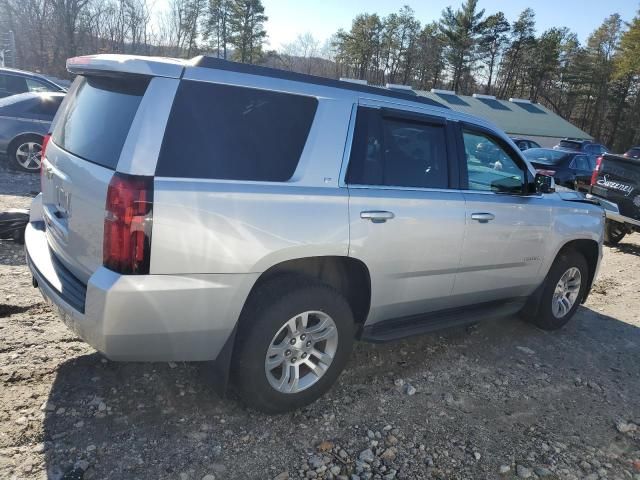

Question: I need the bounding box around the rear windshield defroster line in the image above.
[51,75,149,169]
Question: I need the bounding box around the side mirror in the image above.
[535,173,556,194]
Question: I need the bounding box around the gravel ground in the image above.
[0,164,639,480]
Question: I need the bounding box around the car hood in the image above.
[555,189,600,205]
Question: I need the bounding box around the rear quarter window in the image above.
[51,76,148,169]
[156,81,318,181]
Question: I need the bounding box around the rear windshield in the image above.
[51,75,148,169]
[156,80,318,181]
[523,148,570,165]
[558,140,583,150]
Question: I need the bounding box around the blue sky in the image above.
[262,0,639,49]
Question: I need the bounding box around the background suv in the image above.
[553,138,609,160]
[26,55,604,413]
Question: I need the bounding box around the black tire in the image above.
[604,220,626,246]
[232,275,355,413]
[528,250,589,330]
[12,227,25,244]
[8,134,43,173]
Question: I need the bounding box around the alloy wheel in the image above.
[15,142,42,171]
[551,267,582,318]
[265,311,338,394]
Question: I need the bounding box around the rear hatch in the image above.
[41,74,151,284]
[591,153,640,222]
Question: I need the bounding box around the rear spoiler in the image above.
[66,54,187,79]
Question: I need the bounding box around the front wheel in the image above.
[232,275,355,413]
[528,250,588,330]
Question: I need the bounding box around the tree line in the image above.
[1,0,640,150]
[0,0,267,72]
[329,2,640,151]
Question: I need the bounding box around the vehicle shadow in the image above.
[613,241,640,257]
[41,306,640,479]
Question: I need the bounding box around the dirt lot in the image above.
[0,164,639,480]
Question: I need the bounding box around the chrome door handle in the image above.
[471,212,495,223]
[360,210,395,223]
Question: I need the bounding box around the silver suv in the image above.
[26,55,604,413]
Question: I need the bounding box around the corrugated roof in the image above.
[415,90,592,140]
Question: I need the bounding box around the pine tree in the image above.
[438,0,485,93]
[228,0,267,63]
[478,12,509,94]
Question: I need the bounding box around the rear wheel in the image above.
[8,135,43,172]
[232,275,355,413]
[604,220,626,246]
[528,250,588,330]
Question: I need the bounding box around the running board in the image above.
[360,298,526,343]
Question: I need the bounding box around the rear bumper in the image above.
[587,194,640,228]
[25,221,258,361]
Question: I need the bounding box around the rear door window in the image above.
[346,107,449,189]
[156,81,318,181]
[51,76,148,169]
[1,74,28,94]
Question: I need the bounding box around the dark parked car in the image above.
[623,146,640,159]
[589,153,640,245]
[511,137,541,151]
[0,67,66,98]
[523,148,595,191]
[0,92,65,171]
[553,138,608,160]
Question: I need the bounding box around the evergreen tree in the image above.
[478,12,509,94]
[438,0,485,93]
[228,0,267,63]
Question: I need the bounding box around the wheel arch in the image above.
[7,132,45,153]
[246,255,372,329]
[7,132,45,168]
[554,238,600,303]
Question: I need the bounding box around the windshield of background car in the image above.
[558,140,583,150]
[524,148,570,165]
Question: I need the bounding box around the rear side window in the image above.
[346,107,449,189]
[52,76,148,169]
[156,81,318,181]
[0,74,28,94]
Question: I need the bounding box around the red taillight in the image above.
[591,156,603,186]
[535,168,556,176]
[103,173,153,274]
[40,134,51,192]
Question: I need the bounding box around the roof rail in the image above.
[386,83,413,91]
[192,56,447,109]
[509,98,533,104]
[431,88,456,95]
[340,78,368,85]
[472,93,496,100]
